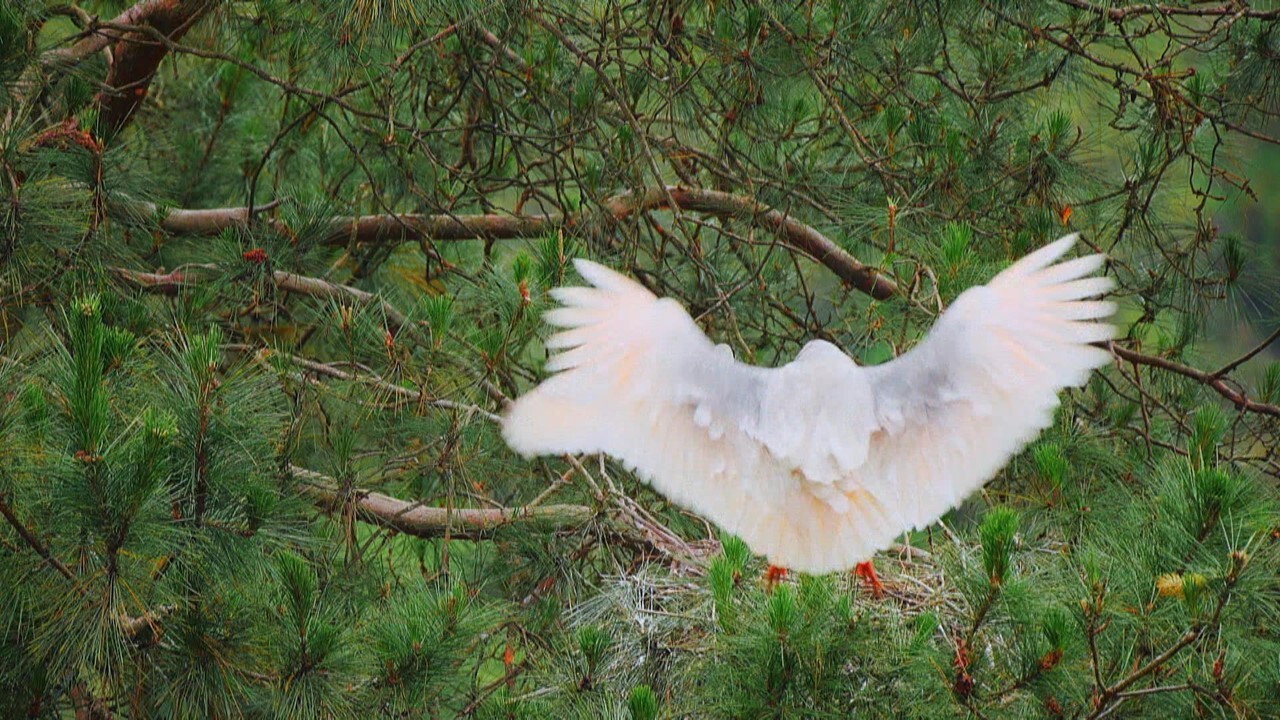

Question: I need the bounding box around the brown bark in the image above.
[121,185,898,298]
[44,0,184,69]
[110,265,413,333]
[1104,341,1280,418]
[94,1,218,137]
[603,186,898,299]
[290,465,593,539]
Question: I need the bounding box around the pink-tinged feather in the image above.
[503,235,1115,573]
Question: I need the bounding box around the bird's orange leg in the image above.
[854,561,884,598]
[763,564,788,591]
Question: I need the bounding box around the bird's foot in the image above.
[763,564,788,591]
[854,561,884,599]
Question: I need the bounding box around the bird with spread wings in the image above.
[503,234,1115,574]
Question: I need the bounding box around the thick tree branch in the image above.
[37,1,218,137]
[43,0,183,69]
[288,465,593,539]
[605,187,899,299]
[94,1,218,137]
[118,185,898,299]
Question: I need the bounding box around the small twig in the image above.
[0,493,76,581]
[1105,341,1280,418]
[1212,325,1280,379]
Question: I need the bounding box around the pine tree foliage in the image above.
[2,1,1280,717]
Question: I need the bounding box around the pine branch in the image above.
[272,269,411,331]
[527,10,689,240]
[227,343,502,422]
[0,492,76,581]
[42,0,189,70]
[288,465,594,539]
[113,185,898,299]
[1086,572,1238,719]
[94,0,218,136]
[1056,0,1280,22]
[106,198,281,233]
[761,9,905,198]
[0,493,171,645]
[1105,341,1280,419]
[109,265,415,334]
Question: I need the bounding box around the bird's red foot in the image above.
[763,564,788,591]
[854,561,884,598]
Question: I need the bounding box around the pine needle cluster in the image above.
[2,1,1280,717]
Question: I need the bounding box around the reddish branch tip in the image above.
[952,637,974,699]
[32,118,101,153]
[242,248,268,264]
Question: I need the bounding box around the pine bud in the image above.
[1039,648,1063,671]
[1228,550,1249,579]
[1155,573,1184,598]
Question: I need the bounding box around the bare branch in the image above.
[43,0,186,69]
[288,465,594,539]
[109,265,415,334]
[1056,0,1280,22]
[1105,341,1280,419]
[118,185,898,299]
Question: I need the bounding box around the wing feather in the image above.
[859,233,1115,535]
[503,236,1115,572]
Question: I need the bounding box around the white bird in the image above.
[503,234,1115,574]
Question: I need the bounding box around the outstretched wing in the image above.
[503,235,1114,572]
[856,234,1116,541]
